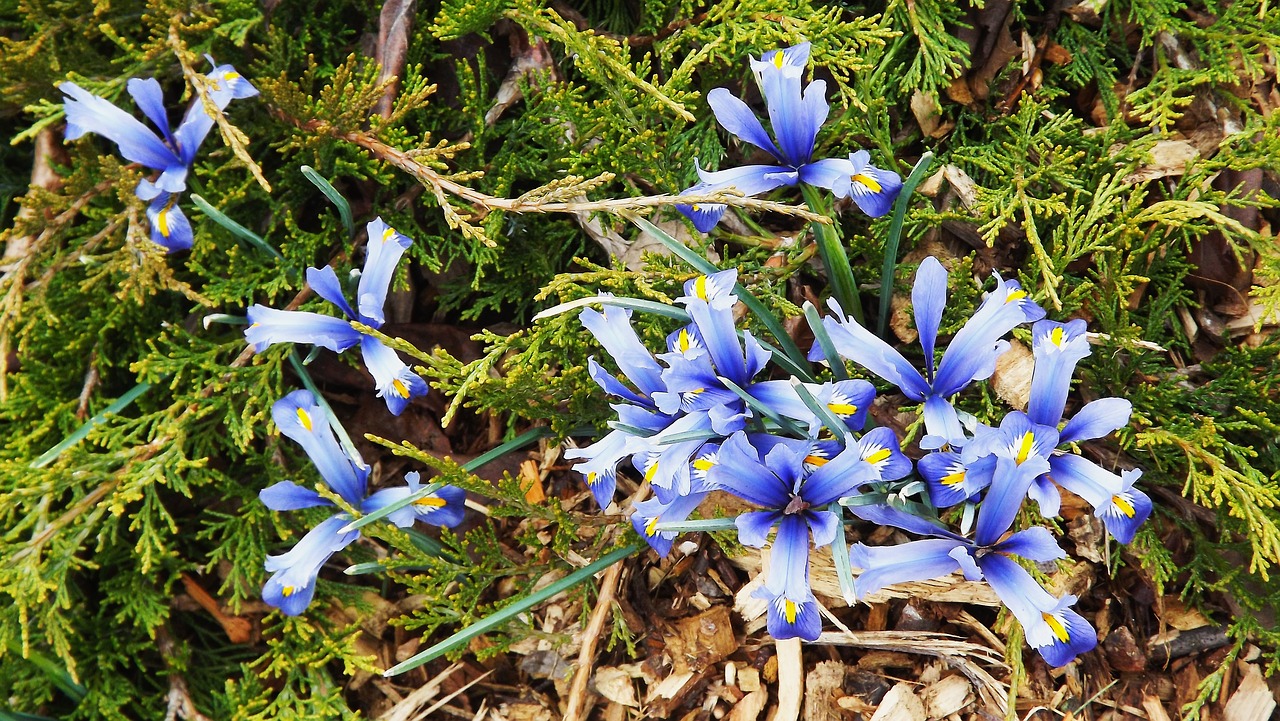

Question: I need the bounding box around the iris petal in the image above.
[850,538,965,599]
[271,390,369,505]
[706,87,783,161]
[1027,319,1091,426]
[305,266,357,320]
[1059,398,1132,444]
[262,515,359,616]
[61,82,181,173]
[146,195,193,252]
[913,257,948,379]
[245,305,363,354]
[260,481,330,511]
[358,218,413,326]
[359,335,428,416]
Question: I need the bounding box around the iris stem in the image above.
[876,152,934,340]
[801,184,863,326]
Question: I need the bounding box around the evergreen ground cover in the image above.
[1,0,1279,719]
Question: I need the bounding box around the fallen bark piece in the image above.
[667,605,737,674]
[868,683,926,721]
[728,690,769,721]
[803,661,847,721]
[592,667,638,707]
[1141,694,1172,721]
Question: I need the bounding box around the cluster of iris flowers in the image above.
[60,59,258,251]
[572,258,1147,666]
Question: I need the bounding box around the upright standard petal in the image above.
[126,77,176,146]
[913,257,948,380]
[358,218,413,326]
[262,515,359,616]
[810,299,930,399]
[932,275,1045,397]
[1058,398,1132,444]
[1027,319,1090,426]
[360,336,429,416]
[271,390,369,505]
[305,266,358,320]
[61,82,181,173]
[245,305,363,354]
[579,303,665,398]
[706,87,783,161]
[146,195,193,252]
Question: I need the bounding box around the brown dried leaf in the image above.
[373,0,416,118]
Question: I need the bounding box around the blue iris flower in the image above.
[60,62,257,251]
[706,431,901,640]
[631,445,719,556]
[810,256,1045,448]
[849,465,1098,667]
[259,390,464,615]
[246,218,429,416]
[676,43,902,232]
[1024,320,1150,543]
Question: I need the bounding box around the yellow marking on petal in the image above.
[645,517,660,537]
[296,407,313,431]
[678,329,692,353]
[691,203,702,212]
[587,472,599,486]
[864,448,892,465]
[1113,494,1135,518]
[783,599,798,623]
[1005,289,1028,303]
[773,52,786,69]
[156,207,171,237]
[1050,327,1065,347]
[852,173,882,193]
[645,462,659,483]
[804,454,829,467]
[687,388,705,397]
[382,226,396,243]
[693,458,715,472]
[224,72,241,81]
[1015,432,1035,465]
[695,276,709,300]
[1043,612,1070,642]
[392,379,411,398]
[827,403,858,416]
[282,585,296,597]
[414,496,447,508]
[942,470,967,486]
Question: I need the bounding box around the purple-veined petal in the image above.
[810,300,930,399]
[360,336,428,416]
[802,441,878,507]
[974,456,1050,547]
[1027,319,1091,426]
[1059,398,1132,444]
[358,218,413,326]
[271,390,369,505]
[913,257,948,380]
[736,510,782,548]
[305,266,357,319]
[707,431,792,509]
[146,195,193,252]
[245,305,363,354]
[850,538,965,599]
[857,426,912,481]
[565,428,633,508]
[980,554,1096,666]
[994,526,1066,562]
[579,302,665,398]
[126,77,176,146]
[679,268,739,307]
[797,156,854,190]
[260,481,330,511]
[61,82,181,172]
[806,510,840,548]
[666,323,706,357]
[262,515,359,616]
[706,88,783,161]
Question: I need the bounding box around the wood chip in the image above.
[921,675,973,719]
[667,605,737,675]
[803,661,847,721]
[738,666,761,693]
[727,690,769,721]
[1121,140,1200,185]
[1141,695,1172,721]
[593,667,638,708]
[646,671,695,704]
[1223,664,1276,721]
[868,683,925,721]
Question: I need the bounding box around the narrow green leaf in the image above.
[383,543,644,676]
[829,503,857,606]
[340,427,552,533]
[653,518,738,533]
[533,295,692,323]
[801,184,863,326]
[300,165,355,238]
[190,194,283,260]
[32,382,154,468]
[629,215,813,380]
[877,152,934,339]
[788,378,852,439]
[803,301,847,381]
